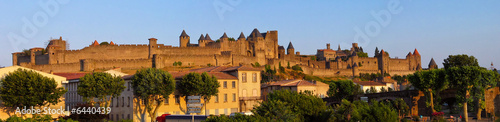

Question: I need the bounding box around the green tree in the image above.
[333,100,398,122]
[369,86,377,93]
[333,99,361,121]
[132,68,175,122]
[252,100,300,121]
[204,113,270,122]
[291,65,302,71]
[327,80,363,100]
[408,69,447,113]
[443,54,479,69]
[78,72,125,108]
[389,98,410,121]
[287,62,291,69]
[374,47,379,57]
[357,52,368,57]
[252,62,261,67]
[0,69,67,117]
[178,72,220,115]
[262,65,278,83]
[380,87,387,92]
[447,66,498,121]
[358,100,398,122]
[254,90,331,121]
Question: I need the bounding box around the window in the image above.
[232,81,236,88]
[116,97,119,107]
[252,73,257,82]
[116,115,119,121]
[175,95,180,104]
[223,81,227,88]
[232,93,236,102]
[253,89,257,97]
[110,114,113,120]
[242,73,247,82]
[224,94,228,102]
[110,98,113,107]
[127,82,130,91]
[164,97,169,104]
[215,95,219,103]
[122,97,125,107]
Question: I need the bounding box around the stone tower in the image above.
[378,49,390,75]
[413,49,422,70]
[198,34,206,47]
[428,58,438,70]
[278,46,285,58]
[148,38,157,59]
[406,52,414,70]
[237,32,247,56]
[287,42,294,55]
[351,51,359,77]
[46,36,66,64]
[219,32,229,50]
[179,30,190,47]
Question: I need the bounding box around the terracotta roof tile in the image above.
[267,79,321,87]
[53,73,88,80]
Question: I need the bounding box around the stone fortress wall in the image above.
[12,29,422,77]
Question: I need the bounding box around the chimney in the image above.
[326,43,330,49]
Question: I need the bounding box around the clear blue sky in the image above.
[1,0,499,69]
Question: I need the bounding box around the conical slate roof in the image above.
[180,30,189,37]
[238,32,245,39]
[205,34,212,40]
[220,32,228,39]
[249,28,263,38]
[429,58,437,67]
[198,34,205,41]
[406,52,412,57]
[287,42,294,49]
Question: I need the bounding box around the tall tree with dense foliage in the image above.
[333,100,397,122]
[178,72,220,115]
[132,68,175,122]
[389,98,410,121]
[327,80,363,100]
[443,54,498,121]
[408,69,448,112]
[78,72,125,108]
[443,54,479,69]
[253,90,332,121]
[0,69,67,117]
[447,66,498,121]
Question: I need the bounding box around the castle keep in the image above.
[12,28,422,76]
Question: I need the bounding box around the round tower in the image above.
[179,30,190,47]
[287,42,295,55]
